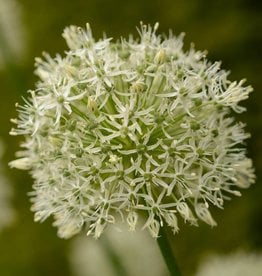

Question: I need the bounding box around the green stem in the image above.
[157,226,181,276]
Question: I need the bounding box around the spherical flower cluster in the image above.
[10,23,255,238]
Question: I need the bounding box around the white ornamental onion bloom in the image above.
[10,23,255,239]
[0,141,15,231]
[195,251,262,276]
[0,0,26,68]
[69,223,168,276]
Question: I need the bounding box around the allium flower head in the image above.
[10,23,255,238]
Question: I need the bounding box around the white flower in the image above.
[9,157,31,170]
[196,251,262,276]
[10,23,255,239]
[69,222,168,276]
[0,0,26,68]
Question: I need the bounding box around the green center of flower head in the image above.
[10,23,255,239]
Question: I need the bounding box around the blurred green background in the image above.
[0,0,261,275]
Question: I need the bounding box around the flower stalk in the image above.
[157,226,181,276]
